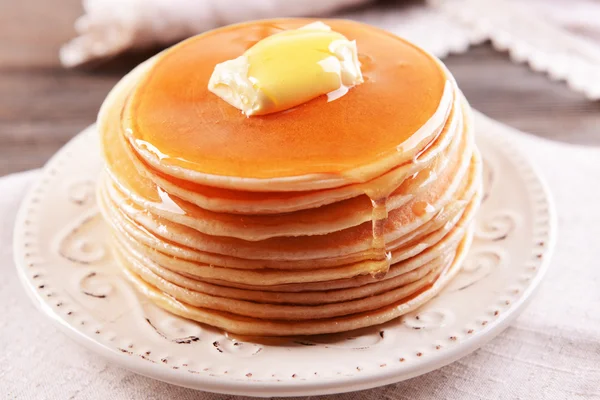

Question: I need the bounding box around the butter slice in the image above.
[208,22,363,116]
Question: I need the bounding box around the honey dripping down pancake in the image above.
[97,18,483,336]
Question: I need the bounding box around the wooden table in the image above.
[1,0,599,176]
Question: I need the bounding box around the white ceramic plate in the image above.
[14,112,555,397]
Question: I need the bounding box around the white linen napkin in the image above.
[2,118,599,399]
[60,0,600,100]
[431,0,600,100]
[59,0,372,67]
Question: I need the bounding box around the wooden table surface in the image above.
[1,0,599,176]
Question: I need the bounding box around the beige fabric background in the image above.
[2,119,599,399]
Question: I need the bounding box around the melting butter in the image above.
[208,21,363,116]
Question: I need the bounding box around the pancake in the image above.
[118,251,447,320]
[99,184,480,287]
[96,18,483,336]
[101,148,477,263]
[118,229,473,336]
[124,19,453,191]
[98,155,479,279]
[101,187,467,272]
[100,55,462,216]
[118,249,451,305]
[102,106,467,240]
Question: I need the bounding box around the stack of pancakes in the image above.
[97,19,482,336]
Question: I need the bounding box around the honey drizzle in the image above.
[362,164,406,278]
[368,196,392,278]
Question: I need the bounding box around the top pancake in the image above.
[124,19,450,190]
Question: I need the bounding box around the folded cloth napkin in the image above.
[2,120,599,399]
[60,0,600,100]
[59,0,372,67]
[523,0,600,43]
[432,0,600,100]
